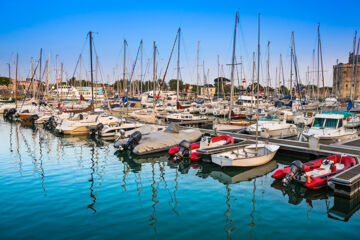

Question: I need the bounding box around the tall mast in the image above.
[177,27,181,102]
[290,32,294,97]
[123,39,127,96]
[267,41,270,97]
[312,49,315,98]
[251,51,256,107]
[89,31,94,110]
[217,55,220,98]
[279,54,282,95]
[153,41,157,109]
[15,54,18,108]
[31,58,35,99]
[96,55,99,103]
[39,48,42,101]
[318,24,325,98]
[60,62,63,101]
[256,13,261,150]
[140,40,143,94]
[196,41,200,96]
[8,63,11,100]
[317,25,321,99]
[228,11,239,121]
[56,55,59,102]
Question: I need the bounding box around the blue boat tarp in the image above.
[347,100,353,111]
[108,95,119,100]
[122,97,141,103]
[194,100,204,104]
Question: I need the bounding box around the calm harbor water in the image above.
[0,119,359,240]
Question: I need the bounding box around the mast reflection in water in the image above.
[0,119,360,239]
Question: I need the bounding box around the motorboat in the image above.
[272,154,357,190]
[246,116,299,139]
[169,134,234,161]
[116,123,202,155]
[301,112,358,144]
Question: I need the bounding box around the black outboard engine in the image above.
[44,116,57,130]
[90,123,104,136]
[174,140,191,161]
[283,160,305,187]
[114,131,142,151]
[4,108,17,120]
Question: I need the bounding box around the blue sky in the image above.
[1,0,359,88]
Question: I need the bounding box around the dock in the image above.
[329,165,360,198]
[197,128,360,160]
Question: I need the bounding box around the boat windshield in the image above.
[313,118,325,127]
[259,116,278,121]
[324,119,338,129]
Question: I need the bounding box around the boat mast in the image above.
[177,27,181,102]
[228,11,239,121]
[217,54,220,98]
[8,63,11,101]
[89,31,94,111]
[354,38,360,100]
[38,48,42,103]
[123,39,127,97]
[267,41,270,98]
[56,55,59,103]
[15,54,18,108]
[196,41,200,97]
[290,32,294,97]
[256,13,260,150]
[140,40,143,94]
[153,41,157,109]
[318,24,325,99]
[251,51,255,109]
[317,25,321,99]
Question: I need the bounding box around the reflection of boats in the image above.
[271,179,331,205]
[328,193,360,222]
[207,160,277,184]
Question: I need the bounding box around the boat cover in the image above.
[133,123,202,155]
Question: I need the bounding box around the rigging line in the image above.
[20,60,39,110]
[71,34,89,80]
[126,40,142,97]
[156,30,179,103]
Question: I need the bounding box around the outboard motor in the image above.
[89,123,104,136]
[44,116,57,130]
[4,108,17,120]
[282,160,305,187]
[174,140,192,161]
[114,131,142,151]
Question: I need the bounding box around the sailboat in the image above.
[211,13,280,167]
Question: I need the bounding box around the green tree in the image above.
[0,77,10,86]
[168,79,184,91]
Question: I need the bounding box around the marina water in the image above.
[1,119,359,240]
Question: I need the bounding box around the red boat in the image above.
[272,154,357,190]
[169,135,234,161]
